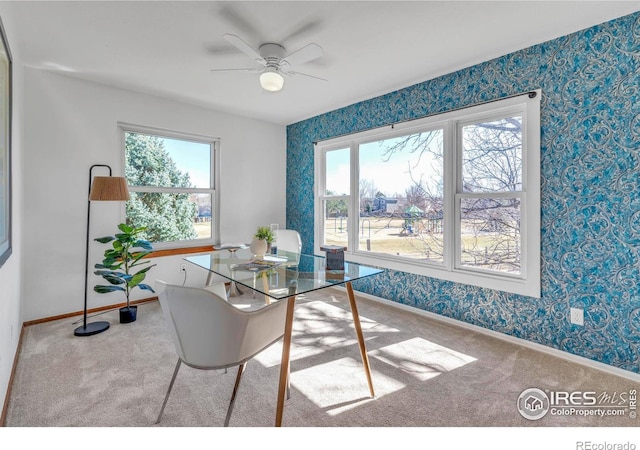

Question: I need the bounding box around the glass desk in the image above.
[185,249,384,427]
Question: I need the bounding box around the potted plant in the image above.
[250,225,274,257]
[93,223,156,323]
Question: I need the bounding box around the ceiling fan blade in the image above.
[218,5,264,42]
[285,70,328,82]
[281,43,323,68]
[280,19,323,43]
[223,34,266,65]
[210,68,262,73]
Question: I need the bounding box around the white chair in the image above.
[155,281,288,426]
[275,229,302,256]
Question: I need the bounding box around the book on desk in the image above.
[230,255,287,271]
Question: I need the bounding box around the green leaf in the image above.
[104,249,121,259]
[134,240,153,251]
[128,272,146,288]
[94,270,127,285]
[138,283,155,293]
[131,251,150,262]
[95,236,115,244]
[94,285,125,294]
[115,232,132,240]
[130,261,151,270]
[94,269,123,276]
[102,274,126,285]
[95,261,119,270]
[132,264,156,275]
[118,223,134,233]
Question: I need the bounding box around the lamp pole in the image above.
[74,164,113,337]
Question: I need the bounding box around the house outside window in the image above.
[315,91,540,297]
[120,123,220,249]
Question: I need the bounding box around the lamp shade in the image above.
[259,69,284,92]
[89,176,130,201]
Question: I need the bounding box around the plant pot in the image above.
[119,305,137,324]
[249,238,268,257]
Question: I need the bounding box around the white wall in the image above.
[22,68,286,321]
[0,4,23,414]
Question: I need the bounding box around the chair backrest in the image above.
[276,229,302,254]
[156,281,288,369]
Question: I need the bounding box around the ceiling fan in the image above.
[211,33,326,92]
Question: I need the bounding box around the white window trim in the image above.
[118,122,221,250]
[314,90,541,298]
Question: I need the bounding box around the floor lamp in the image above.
[74,164,130,337]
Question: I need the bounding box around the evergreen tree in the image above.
[124,133,198,242]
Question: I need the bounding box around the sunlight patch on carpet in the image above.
[290,356,405,414]
[254,300,401,368]
[370,337,477,381]
[295,301,400,333]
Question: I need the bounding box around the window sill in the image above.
[344,252,540,298]
[148,245,214,258]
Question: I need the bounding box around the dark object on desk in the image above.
[325,270,346,281]
[320,245,347,270]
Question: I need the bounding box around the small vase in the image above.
[250,238,268,257]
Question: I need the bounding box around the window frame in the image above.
[314,91,541,298]
[119,122,221,250]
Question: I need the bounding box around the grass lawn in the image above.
[324,216,520,272]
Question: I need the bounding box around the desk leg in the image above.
[275,295,296,427]
[262,272,271,305]
[346,282,375,398]
[227,281,243,297]
[210,270,243,297]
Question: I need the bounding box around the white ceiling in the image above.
[5,1,640,125]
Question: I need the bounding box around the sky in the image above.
[160,131,443,196]
[325,132,443,197]
[162,137,211,188]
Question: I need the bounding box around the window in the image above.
[315,91,540,297]
[120,124,220,249]
[322,147,350,250]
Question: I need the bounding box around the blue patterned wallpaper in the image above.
[287,12,640,373]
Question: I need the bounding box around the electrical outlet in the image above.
[180,263,186,272]
[570,307,584,326]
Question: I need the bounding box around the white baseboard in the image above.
[328,286,640,383]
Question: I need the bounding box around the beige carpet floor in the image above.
[5,287,639,431]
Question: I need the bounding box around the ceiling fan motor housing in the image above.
[259,43,286,61]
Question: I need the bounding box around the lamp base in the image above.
[74,321,110,337]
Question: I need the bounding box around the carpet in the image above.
[5,288,639,430]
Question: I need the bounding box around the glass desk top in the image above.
[185,248,384,300]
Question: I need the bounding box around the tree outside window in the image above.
[122,127,217,246]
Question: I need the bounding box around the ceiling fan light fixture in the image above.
[260,68,284,92]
